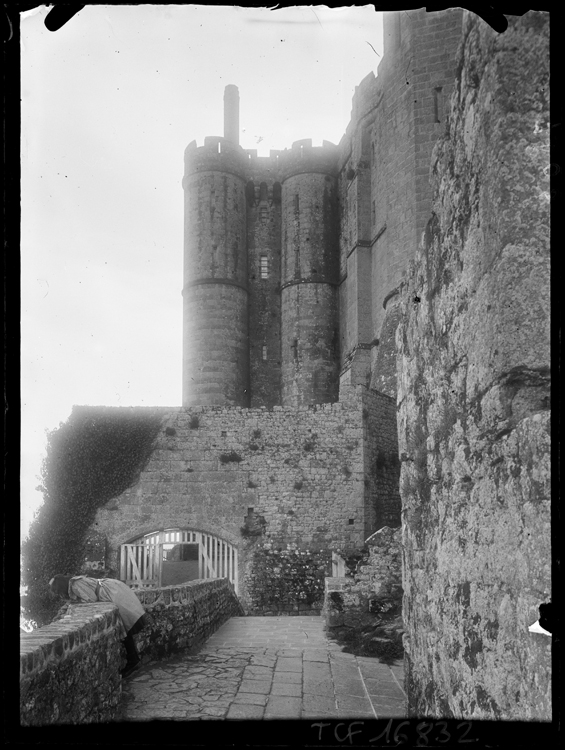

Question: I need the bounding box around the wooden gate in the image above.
[120,529,238,593]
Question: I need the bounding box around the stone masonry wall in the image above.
[337,9,463,395]
[323,527,403,658]
[325,527,402,625]
[20,579,241,725]
[88,386,392,612]
[281,170,340,406]
[246,175,282,407]
[361,388,401,537]
[134,578,242,661]
[398,12,550,719]
[20,604,123,725]
[370,8,462,342]
[182,141,250,407]
[372,290,403,398]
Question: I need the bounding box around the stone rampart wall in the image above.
[20,579,241,726]
[20,604,123,726]
[89,386,394,610]
[398,11,550,720]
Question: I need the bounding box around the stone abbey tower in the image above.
[182,91,340,409]
[72,9,549,719]
[93,6,467,593]
[181,7,464,410]
[181,9,467,414]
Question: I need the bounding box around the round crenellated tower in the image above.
[279,140,340,407]
[182,90,250,406]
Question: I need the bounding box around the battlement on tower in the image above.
[338,72,383,159]
[350,71,381,123]
[277,139,339,182]
[184,136,247,178]
[243,150,283,176]
[184,138,340,184]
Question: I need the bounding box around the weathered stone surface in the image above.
[371,293,403,398]
[323,527,403,658]
[135,579,242,662]
[19,604,123,725]
[180,10,466,407]
[340,9,463,389]
[88,386,399,613]
[19,579,241,726]
[397,11,550,720]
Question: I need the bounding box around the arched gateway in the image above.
[120,529,238,593]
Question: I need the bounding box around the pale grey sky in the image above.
[20,4,384,540]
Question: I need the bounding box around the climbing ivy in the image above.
[21,407,163,627]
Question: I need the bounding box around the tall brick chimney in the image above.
[223,84,240,146]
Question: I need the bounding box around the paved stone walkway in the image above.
[120,616,406,721]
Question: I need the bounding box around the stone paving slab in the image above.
[120,616,406,721]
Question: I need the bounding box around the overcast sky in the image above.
[20,4,384,541]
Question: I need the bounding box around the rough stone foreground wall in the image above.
[398,12,550,719]
[20,579,240,725]
[20,604,123,725]
[90,385,399,611]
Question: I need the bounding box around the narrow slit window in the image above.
[433,87,444,123]
[260,255,269,279]
[262,346,268,361]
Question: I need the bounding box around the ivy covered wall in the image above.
[23,387,400,620]
[21,406,164,627]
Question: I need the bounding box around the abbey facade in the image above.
[182,11,463,409]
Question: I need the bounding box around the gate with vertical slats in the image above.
[120,529,238,593]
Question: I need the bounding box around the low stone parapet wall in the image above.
[20,603,123,726]
[134,578,243,661]
[20,578,242,725]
